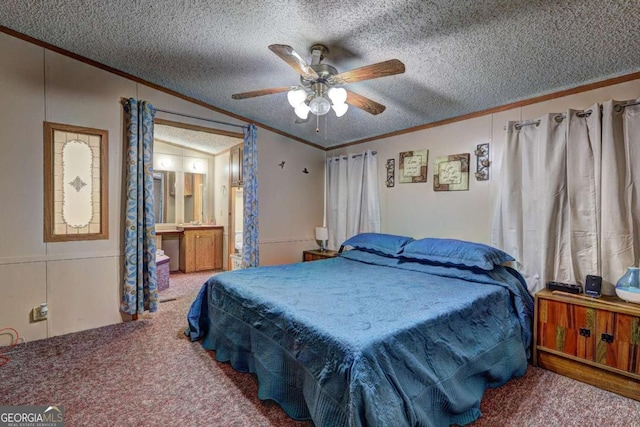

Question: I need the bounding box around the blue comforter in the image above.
[187,250,533,426]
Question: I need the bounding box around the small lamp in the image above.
[315,227,328,252]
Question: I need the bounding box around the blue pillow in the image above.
[400,238,514,270]
[341,233,414,256]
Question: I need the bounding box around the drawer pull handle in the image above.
[601,333,614,344]
[579,328,591,338]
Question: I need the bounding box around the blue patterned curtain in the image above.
[121,99,158,315]
[242,124,259,268]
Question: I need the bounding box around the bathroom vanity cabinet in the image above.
[178,225,224,272]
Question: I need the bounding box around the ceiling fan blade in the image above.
[232,86,292,100]
[331,59,405,84]
[345,90,386,115]
[269,44,319,80]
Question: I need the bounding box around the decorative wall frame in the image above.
[434,153,470,191]
[399,150,428,183]
[385,158,395,187]
[474,143,490,181]
[44,122,109,242]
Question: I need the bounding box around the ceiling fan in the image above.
[231,44,405,121]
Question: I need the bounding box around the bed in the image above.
[186,234,533,426]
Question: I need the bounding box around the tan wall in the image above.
[328,79,640,245]
[0,31,324,344]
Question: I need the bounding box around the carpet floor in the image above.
[1,271,639,426]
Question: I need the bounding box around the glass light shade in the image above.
[309,95,331,116]
[332,103,349,117]
[327,87,347,105]
[294,103,310,119]
[287,89,307,108]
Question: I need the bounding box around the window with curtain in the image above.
[326,150,381,250]
[492,99,640,295]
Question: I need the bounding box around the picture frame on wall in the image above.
[43,121,109,242]
[386,158,395,187]
[433,153,470,191]
[399,149,428,183]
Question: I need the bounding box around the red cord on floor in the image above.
[0,327,19,367]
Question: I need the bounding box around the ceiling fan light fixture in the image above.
[294,103,310,120]
[332,103,349,118]
[287,88,307,108]
[327,87,347,105]
[309,95,331,116]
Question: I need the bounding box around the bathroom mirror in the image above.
[183,172,206,223]
[152,169,208,224]
[153,170,176,224]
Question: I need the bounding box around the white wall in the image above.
[0,31,324,344]
[328,79,640,245]
[257,133,325,265]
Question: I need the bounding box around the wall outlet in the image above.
[32,303,48,322]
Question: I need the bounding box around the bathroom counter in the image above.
[177,224,223,231]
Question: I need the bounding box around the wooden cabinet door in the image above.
[195,232,216,271]
[180,228,223,273]
[598,312,640,373]
[538,299,596,361]
[213,229,223,270]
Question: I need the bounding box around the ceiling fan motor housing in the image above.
[300,64,338,88]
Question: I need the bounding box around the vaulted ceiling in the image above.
[2,1,639,149]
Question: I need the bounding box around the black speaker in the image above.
[585,275,602,298]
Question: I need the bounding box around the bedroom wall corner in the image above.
[257,130,325,265]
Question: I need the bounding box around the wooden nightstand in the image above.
[534,288,640,401]
[302,249,338,262]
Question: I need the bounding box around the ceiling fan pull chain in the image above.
[316,113,320,133]
[325,114,328,142]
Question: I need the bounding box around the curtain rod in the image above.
[154,108,247,129]
[329,151,378,161]
[351,151,377,158]
[505,100,640,130]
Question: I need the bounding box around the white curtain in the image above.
[492,99,640,295]
[327,150,381,250]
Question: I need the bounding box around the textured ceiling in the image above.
[1,1,639,149]
[154,124,241,155]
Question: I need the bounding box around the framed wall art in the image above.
[474,143,490,181]
[399,149,428,183]
[43,122,109,242]
[433,153,470,191]
[386,158,395,187]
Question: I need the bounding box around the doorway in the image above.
[229,186,243,269]
[152,118,244,271]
